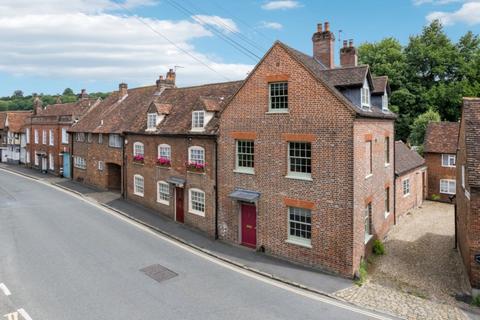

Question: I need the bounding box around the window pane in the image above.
[236,140,254,169]
[269,82,288,111]
[288,207,311,241]
[288,142,311,175]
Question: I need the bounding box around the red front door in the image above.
[176,187,184,223]
[241,204,257,248]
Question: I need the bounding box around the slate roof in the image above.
[129,81,243,135]
[395,141,426,175]
[424,122,460,154]
[278,42,396,120]
[37,99,98,117]
[462,98,480,188]
[5,111,32,132]
[70,85,158,134]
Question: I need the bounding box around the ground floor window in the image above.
[49,153,54,170]
[288,207,312,246]
[189,188,205,216]
[403,179,410,196]
[134,174,144,197]
[157,181,170,205]
[74,156,86,169]
[26,152,30,163]
[440,179,456,195]
[34,151,39,166]
[365,202,372,241]
[385,187,390,218]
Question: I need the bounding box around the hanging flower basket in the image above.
[156,157,171,167]
[133,155,144,164]
[186,161,206,173]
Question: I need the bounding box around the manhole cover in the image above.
[140,264,178,283]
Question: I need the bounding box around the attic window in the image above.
[147,113,157,130]
[361,81,371,110]
[382,93,388,112]
[192,111,205,130]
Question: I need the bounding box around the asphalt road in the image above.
[0,169,391,320]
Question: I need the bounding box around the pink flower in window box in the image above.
[157,157,171,167]
[186,161,206,172]
[133,155,144,163]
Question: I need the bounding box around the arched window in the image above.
[188,146,205,165]
[158,144,171,160]
[133,142,144,157]
[189,188,205,216]
[157,181,170,205]
[134,174,144,197]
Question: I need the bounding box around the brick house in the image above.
[217,22,396,277]
[124,79,242,236]
[424,122,460,202]
[1,111,32,164]
[456,97,480,293]
[69,81,160,192]
[25,92,98,176]
[394,141,427,218]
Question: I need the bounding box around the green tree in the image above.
[409,109,441,146]
[12,90,24,98]
[62,88,74,96]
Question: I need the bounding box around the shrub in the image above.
[355,260,368,286]
[472,295,480,307]
[431,194,441,201]
[373,239,385,255]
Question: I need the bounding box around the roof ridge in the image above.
[167,80,244,91]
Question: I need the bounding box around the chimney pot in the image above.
[317,23,322,32]
[119,83,128,97]
[324,22,330,31]
[343,40,348,48]
[340,38,358,67]
[312,21,335,68]
[349,39,354,47]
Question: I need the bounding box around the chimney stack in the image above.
[33,96,43,115]
[119,83,128,98]
[55,96,62,104]
[312,21,335,69]
[156,69,176,91]
[340,38,358,68]
[79,89,88,100]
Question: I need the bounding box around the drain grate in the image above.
[140,264,178,283]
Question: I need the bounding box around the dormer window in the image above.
[192,111,205,130]
[382,93,388,112]
[147,113,157,130]
[361,80,371,110]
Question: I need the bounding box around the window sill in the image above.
[133,162,144,166]
[156,165,171,170]
[234,168,255,175]
[403,193,410,198]
[365,174,373,179]
[265,110,289,114]
[134,192,144,197]
[157,200,169,206]
[365,234,373,244]
[440,192,455,195]
[285,174,313,182]
[385,163,390,168]
[189,210,205,217]
[441,165,456,168]
[190,128,206,133]
[187,170,206,175]
[384,211,391,219]
[285,239,312,249]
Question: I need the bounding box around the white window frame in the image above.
[74,156,86,169]
[287,207,312,247]
[462,165,466,189]
[26,128,30,144]
[440,179,456,195]
[366,140,373,177]
[365,202,372,243]
[61,128,68,144]
[192,111,205,130]
[235,140,254,174]
[76,133,85,142]
[268,82,289,112]
[361,80,371,110]
[108,134,122,148]
[442,154,456,167]
[189,188,205,216]
[26,151,30,163]
[382,93,388,111]
[34,129,38,144]
[34,151,39,166]
[147,113,157,130]
[385,187,390,218]
[49,129,54,146]
[188,146,205,165]
[403,178,410,197]
[287,142,312,180]
[133,174,144,197]
[98,160,104,171]
[384,136,390,166]
[157,181,170,205]
[158,144,171,160]
[133,142,144,157]
[98,133,103,144]
[87,133,92,143]
[49,153,54,170]
[42,130,47,145]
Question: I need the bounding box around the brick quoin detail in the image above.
[283,197,315,210]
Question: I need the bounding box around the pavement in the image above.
[0,164,395,319]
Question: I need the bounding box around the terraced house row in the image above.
[17,22,429,278]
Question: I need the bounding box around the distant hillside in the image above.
[0,88,110,111]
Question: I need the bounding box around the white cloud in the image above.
[0,1,252,88]
[260,21,283,30]
[413,0,463,5]
[261,1,301,10]
[191,15,239,33]
[426,1,480,25]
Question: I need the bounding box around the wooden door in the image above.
[175,187,184,223]
[241,204,257,248]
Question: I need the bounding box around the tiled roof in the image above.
[6,111,32,132]
[278,42,396,120]
[424,122,459,154]
[70,85,158,133]
[0,112,6,130]
[37,99,98,117]
[462,98,480,188]
[395,141,426,175]
[372,76,388,95]
[129,81,243,135]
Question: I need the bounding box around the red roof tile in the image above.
[424,122,460,154]
[395,141,426,175]
[5,111,32,132]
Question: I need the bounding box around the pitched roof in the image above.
[277,42,396,120]
[70,85,158,134]
[5,111,32,132]
[372,76,388,95]
[424,122,460,154]
[37,99,98,117]
[129,81,243,135]
[0,112,6,130]
[462,98,480,188]
[395,141,426,175]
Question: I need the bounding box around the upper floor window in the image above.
[269,82,288,112]
[147,113,157,130]
[384,137,390,165]
[188,146,205,165]
[382,93,388,111]
[442,154,456,167]
[192,111,205,130]
[134,174,144,197]
[87,133,93,143]
[462,165,466,189]
[61,128,68,144]
[189,188,205,216]
[26,128,30,144]
[133,142,144,160]
[288,207,311,246]
[49,129,54,146]
[361,81,371,110]
[108,134,122,148]
[74,156,86,169]
[236,140,254,174]
[403,179,410,196]
[42,130,47,144]
[366,140,373,177]
[440,179,456,195]
[287,142,311,180]
[34,129,38,144]
[98,133,103,144]
[158,144,171,161]
[76,133,85,142]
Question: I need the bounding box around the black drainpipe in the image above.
[70,132,74,179]
[393,138,397,225]
[122,135,126,199]
[214,138,219,240]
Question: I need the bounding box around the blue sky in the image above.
[0,0,478,97]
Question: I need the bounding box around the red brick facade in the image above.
[395,168,426,218]
[425,153,457,203]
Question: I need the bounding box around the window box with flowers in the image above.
[157,157,171,168]
[186,161,206,173]
[133,155,145,164]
